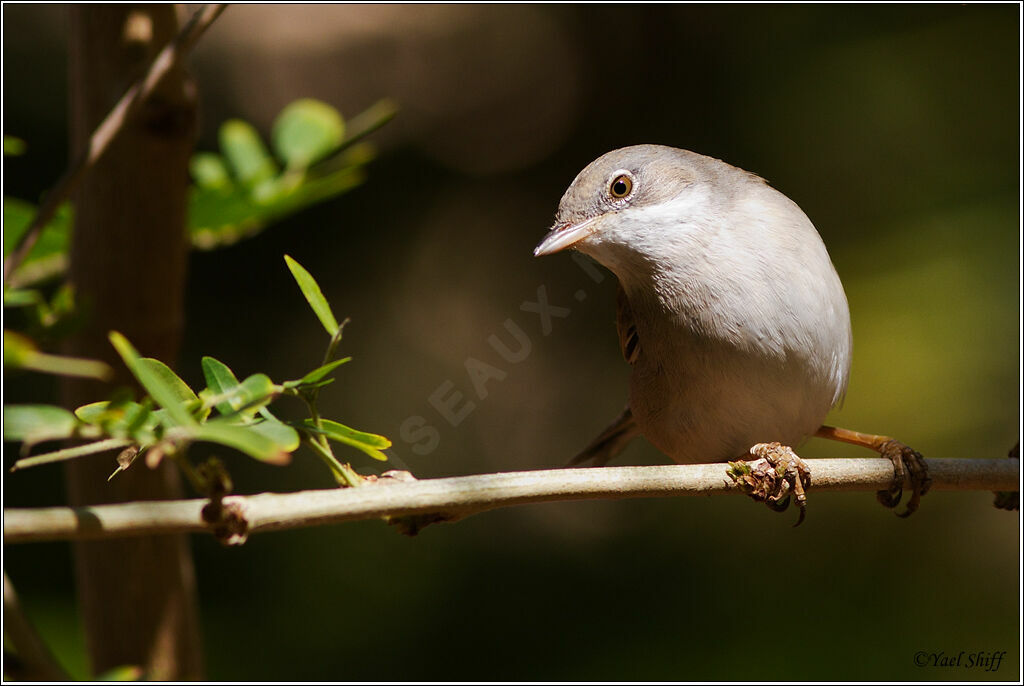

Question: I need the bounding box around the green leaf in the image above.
[314,419,391,449]
[201,356,241,414]
[96,665,144,681]
[283,357,351,389]
[234,373,277,409]
[283,254,339,336]
[75,400,127,424]
[272,99,345,170]
[49,282,75,316]
[109,332,196,426]
[4,284,78,333]
[75,400,157,442]
[188,184,265,249]
[3,198,72,287]
[18,353,111,379]
[3,288,43,308]
[250,176,289,205]
[138,358,197,405]
[268,166,365,217]
[150,408,173,429]
[4,330,112,380]
[203,375,277,419]
[3,330,36,366]
[219,119,277,188]
[247,417,300,452]
[190,152,231,189]
[3,404,77,443]
[186,100,393,251]
[194,420,291,464]
[301,418,390,461]
[4,135,26,156]
[200,357,278,419]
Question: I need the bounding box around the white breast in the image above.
[583,184,852,463]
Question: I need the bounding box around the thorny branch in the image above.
[2,3,228,283]
[3,458,1018,544]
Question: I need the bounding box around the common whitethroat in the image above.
[535,145,931,519]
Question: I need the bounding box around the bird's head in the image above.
[534,145,754,283]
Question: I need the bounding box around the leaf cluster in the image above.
[2,97,395,291]
[189,98,395,250]
[3,99,396,457]
[4,256,390,491]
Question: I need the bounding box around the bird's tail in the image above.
[567,405,639,467]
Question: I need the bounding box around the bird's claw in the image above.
[876,439,931,518]
[727,443,811,527]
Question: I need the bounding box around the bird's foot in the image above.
[875,439,931,518]
[727,442,811,527]
[813,426,931,517]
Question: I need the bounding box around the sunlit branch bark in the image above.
[4,458,1017,544]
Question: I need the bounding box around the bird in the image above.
[534,145,930,520]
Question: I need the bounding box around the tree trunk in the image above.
[61,5,203,679]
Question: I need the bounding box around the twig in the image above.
[3,458,1017,544]
[10,438,133,472]
[2,4,228,284]
[3,573,71,681]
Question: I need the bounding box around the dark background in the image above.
[3,4,1019,680]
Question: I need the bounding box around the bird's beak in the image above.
[533,217,598,257]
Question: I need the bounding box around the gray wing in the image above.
[616,283,640,365]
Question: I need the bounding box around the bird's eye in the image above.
[609,174,633,198]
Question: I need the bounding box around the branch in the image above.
[2,3,228,284]
[3,573,71,681]
[3,458,1017,544]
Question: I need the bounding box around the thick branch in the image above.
[56,6,222,679]
[4,458,1017,544]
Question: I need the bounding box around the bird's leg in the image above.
[568,406,639,467]
[814,425,931,517]
[727,443,811,526]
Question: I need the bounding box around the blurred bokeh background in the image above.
[3,4,1019,680]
